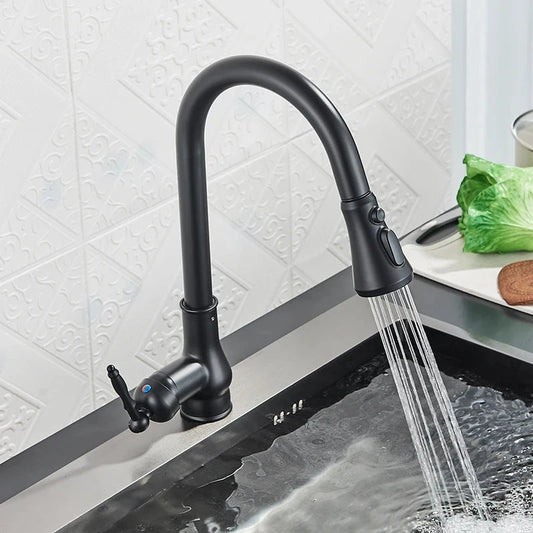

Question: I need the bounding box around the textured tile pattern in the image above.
[122,0,236,122]
[77,107,176,235]
[209,148,291,263]
[325,0,393,45]
[0,200,76,279]
[21,110,80,236]
[384,17,449,89]
[0,0,452,461]
[8,0,69,91]
[0,378,42,463]
[0,99,19,156]
[0,251,89,372]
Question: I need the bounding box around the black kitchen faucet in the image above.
[108,56,413,433]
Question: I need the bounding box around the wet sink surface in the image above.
[61,329,533,533]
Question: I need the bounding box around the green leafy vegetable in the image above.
[464,153,533,181]
[461,177,533,252]
[457,154,533,253]
[457,154,533,212]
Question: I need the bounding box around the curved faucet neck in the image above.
[176,55,371,309]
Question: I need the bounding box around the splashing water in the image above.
[443,513,533,533]
[440,484,533,532]
[369,286,489,523]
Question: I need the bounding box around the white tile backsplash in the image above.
[0,0,453,462]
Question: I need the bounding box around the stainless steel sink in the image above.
[1,251,533,532]
[58,324,533,532]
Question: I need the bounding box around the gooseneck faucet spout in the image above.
[178,56,370,308]
[109,56,413,432]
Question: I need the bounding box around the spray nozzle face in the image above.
[341,193,413,297]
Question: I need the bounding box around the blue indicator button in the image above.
[142,384,151,393]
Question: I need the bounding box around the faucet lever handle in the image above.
[107,365,150,433]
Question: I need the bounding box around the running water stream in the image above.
[369,286,489,523]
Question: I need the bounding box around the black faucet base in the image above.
[179,298,233,423]
[180,390,232,423]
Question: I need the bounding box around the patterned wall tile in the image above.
[209,147,290,263]
[324,0,393,46]
[0,99,19,157]
[122,0,236,123]
[32,256,89,372]
[290,145,333,258]
[284,14,370,136]
[205,93,286,176]
[416,0,451,50]
[221,19,286,139]
[234,86,287,141]
[384,17,449,90]
[65,0,122,83]
[269,266,312,309]
[0,378,42,463]
[77,107,176,235]
[8,0,69,91]
[89,200,176,279]
[0,105,78,281]
[20,109,81,236]
[379,68,448,139]
[418,70,452,171]
[138,263,248,369]
[0,0,28,43]
[86,247,141,370]
[0,200,76,281]
[0,250,90,373]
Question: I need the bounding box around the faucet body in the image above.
[108,56,413,431]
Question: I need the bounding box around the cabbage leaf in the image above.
[461,177,533,253]
[457,155,533,253]
[457,154,533,212]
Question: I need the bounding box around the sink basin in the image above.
[59,326,533,532]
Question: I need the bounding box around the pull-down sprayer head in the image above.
[341,192,413,296]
